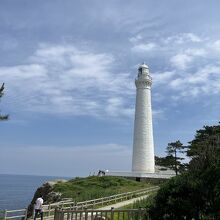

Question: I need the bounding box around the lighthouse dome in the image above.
[138,63,150,77]
[139,63,149,69]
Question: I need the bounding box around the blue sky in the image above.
[0,0,220,177]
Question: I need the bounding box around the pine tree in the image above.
[166,140,185,175]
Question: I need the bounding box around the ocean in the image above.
[0,174,71,210]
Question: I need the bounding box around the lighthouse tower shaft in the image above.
[132,64,155,173]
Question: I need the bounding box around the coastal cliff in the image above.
[27,180,66,218]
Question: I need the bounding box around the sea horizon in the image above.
[0,173,73,178]
[0,173,72,211]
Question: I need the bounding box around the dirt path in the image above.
[97,194,150,210]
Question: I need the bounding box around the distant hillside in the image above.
[53,176,153,201]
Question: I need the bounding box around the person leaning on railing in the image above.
[34,196,44,220]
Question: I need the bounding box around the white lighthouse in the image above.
[106,63,175,179]
[132,63,155,173]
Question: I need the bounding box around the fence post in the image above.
[138,208,142,220]
[146,208,150,220]
[55,207,61,220]
[32,207,35,219]
[110,207,114,220]
[54,208,57,220]
[24,208,28,220]
[3,210,7,220]
[48,204,51,219]
[85,208,88,220]
[67,212,70,220]
[62,209,65,220]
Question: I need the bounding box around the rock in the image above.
[27,181,63,218]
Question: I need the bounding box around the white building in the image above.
[132,63,155,173]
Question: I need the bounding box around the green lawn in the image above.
[53,176,153,202]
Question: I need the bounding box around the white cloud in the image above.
[2,33,220,117]
[170,53,193,69]
[106,97,134,117]
[164,33,203,44]
[131,43,156,53]
[152,109,165,120]
[106,97,126,116]
[184,33,202,43]
[169,78,184,90]
[1,44,135,118]
[185,48,206,56]
[129,33,220,102]
[159,34,220,99]
[152,71,176,84]
[0,64,47,79]
[168,65,220,97]
[129,34,142,43]
[170,48,206,70]
[209,40,220,51]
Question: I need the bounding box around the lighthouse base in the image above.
[105,166,175,179]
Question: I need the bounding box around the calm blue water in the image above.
[0,174,71,210]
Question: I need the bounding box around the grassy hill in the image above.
[53,176,153,202]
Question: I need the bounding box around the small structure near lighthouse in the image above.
[132,63,155,173]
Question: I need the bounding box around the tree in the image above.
[0,83,9,120]
[187,123,220,217]
[149,123,220,219]
[166,140,185,175]
[149,173,204,220]
[155,155,177,169]
[155,156,187,174]
[187,123,220,173]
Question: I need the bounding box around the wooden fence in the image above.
[0,186,159,220]
[45,186,158,209]
[38,186,158,219]
[0,209,27,220]
[54,207,150,220]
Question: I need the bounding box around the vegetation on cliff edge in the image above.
[53,176,153,202]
